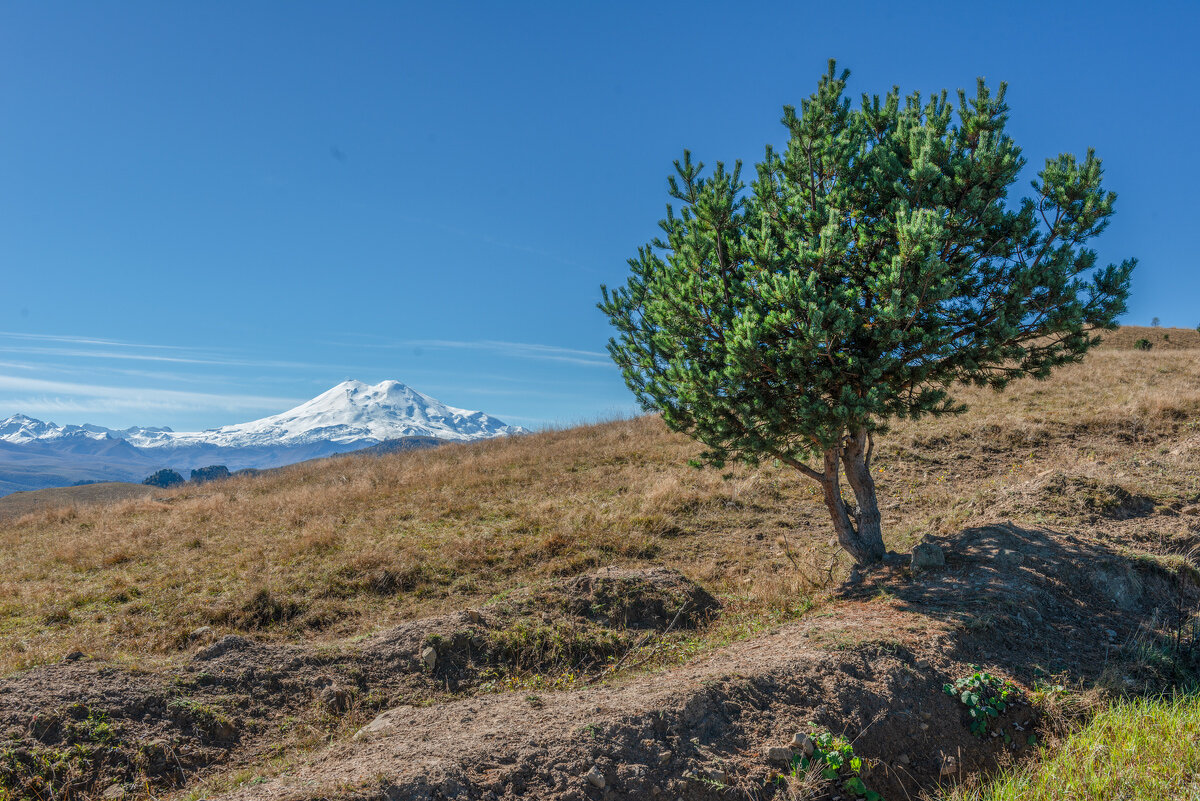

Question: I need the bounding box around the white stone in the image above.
[420,645,437,671]
[353,707,411,741]
[766,746,793,763]
[912,542,946,570]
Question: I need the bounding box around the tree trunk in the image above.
[817,444,885,566]
[840,429,886,564]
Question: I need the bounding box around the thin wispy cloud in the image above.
[0,343,357,373]
[0,345,245,366]
[417,384,595,400]
[365,339,614,367]
[0,329,618,429]
[0,331,199,351]
[0,375,299,417]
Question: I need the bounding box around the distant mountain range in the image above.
[0,380,526,496]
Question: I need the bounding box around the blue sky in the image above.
[1,1,1195,431]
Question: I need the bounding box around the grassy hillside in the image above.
[0,481,157,523]
[1,326,1199,800]
[1096,324,1200,350]
[2,326,1198,675]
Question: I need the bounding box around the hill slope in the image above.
[0,327,1197,800]
[0,481,158,523]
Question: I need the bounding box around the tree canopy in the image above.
[600,62,1134,564]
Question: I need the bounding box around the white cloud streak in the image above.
[0,375,299,416]
[401,339,613,367]
[0,331,199,351]
[0,344,362,372]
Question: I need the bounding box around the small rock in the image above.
[707,769,727,784]
[420,645,437,671]
[995,549,1024,570]
[766,746,794,763]
[791,732,814,755]
[911,542,946,570]
[62,650,85,663]
[920,723,929,731]
[195,634,249,661]
[101,784,125,800]
[189,626,215,643]
[897,753,910,765]
[585,765,606,789]
[353,706,410,741]
[466,609,482,624]
[320,685,349,713]
[940,755,957,776]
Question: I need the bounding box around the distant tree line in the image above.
[143,464,259,488]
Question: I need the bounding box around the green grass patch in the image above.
[947,693,1200,800]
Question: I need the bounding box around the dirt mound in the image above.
[239,640,979,801]
[0,570,717,799]
[0,659,236,799]
[207,523,1198,801]
[527,566,720,629]
[1037,472,1156,520]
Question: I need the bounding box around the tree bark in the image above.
[816,443,885,566]
[840,428,886,563]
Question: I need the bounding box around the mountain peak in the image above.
[1,381,526,451]
[125,380,525,448]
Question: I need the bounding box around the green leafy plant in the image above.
[1134,338,1153,351]
[786,730,882,801]
[944,668,1021,736]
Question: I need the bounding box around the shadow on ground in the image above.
[850,522,1200,688]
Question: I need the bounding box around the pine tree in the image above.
[600,62,1134,565]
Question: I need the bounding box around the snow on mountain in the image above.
[127,380,525,448]
[1,380,524,450]
[0,381,526,494]
[0,414,110,444]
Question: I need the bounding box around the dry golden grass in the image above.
[2,327,1198,676]
[0,481,156,523]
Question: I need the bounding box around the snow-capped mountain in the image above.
[0,415,173,445]
[124,380,524,449]
[0,414,109,444]
[0,381,526,495]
